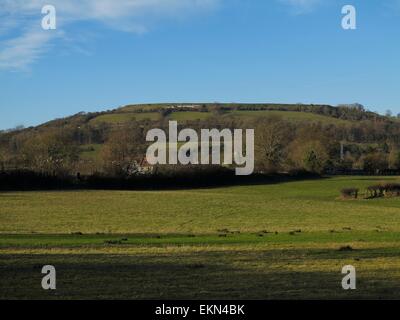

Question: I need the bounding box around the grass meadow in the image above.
[88,109,351,126]
[1,176,400,299]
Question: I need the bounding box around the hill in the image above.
[1,102,400,178]
[26,102,388,128]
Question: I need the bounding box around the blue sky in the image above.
[0,0,399,129]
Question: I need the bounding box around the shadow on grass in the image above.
[0,170,326,192]
[1,249,399,300]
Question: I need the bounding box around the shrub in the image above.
[366,185,385,198]
[340,188,359,199]
[366,182,400,198]
[339,245,354,251]
[382,183,400,196]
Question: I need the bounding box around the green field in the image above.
[169,111,212,121]
[87,109,351,126]
[90,112,161,124]
[79,144,103,161]
[228,110,350,124]
[1,176,400,299]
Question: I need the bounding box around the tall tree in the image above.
[254,118,292,173]
[101,124,147,176]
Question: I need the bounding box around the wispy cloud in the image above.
[0,0,220,71]
[0,28,57,71]
[277,0,321,14]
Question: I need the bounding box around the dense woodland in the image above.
[1,103,400,185]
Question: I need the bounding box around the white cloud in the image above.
[278,0,321,14]
[0,29,56,71]
[0,0,220,71]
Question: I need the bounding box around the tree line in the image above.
[1,105,400,180]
